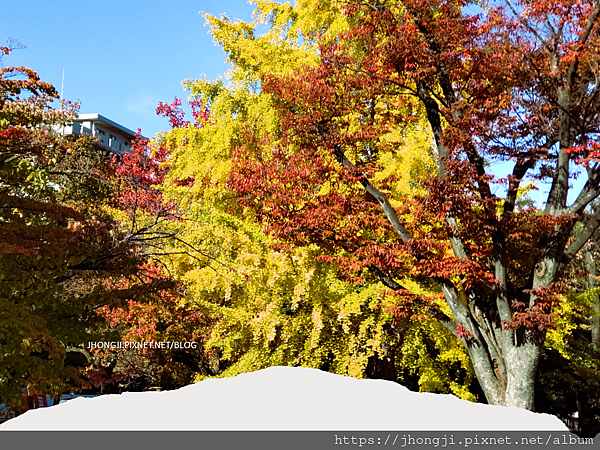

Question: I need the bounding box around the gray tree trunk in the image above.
[585,245,600,348]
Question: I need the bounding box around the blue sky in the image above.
[2,0,257,137]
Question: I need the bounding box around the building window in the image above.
[95,128,106,144]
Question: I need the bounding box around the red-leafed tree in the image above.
[86,263,218,393]
[0,45,184,412]
[227,0,600,410]
[83,97,217,393]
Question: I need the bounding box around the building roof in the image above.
[75,113,140,139]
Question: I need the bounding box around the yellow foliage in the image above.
[144,0,477,401]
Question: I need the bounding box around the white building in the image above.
[62,113,139,155]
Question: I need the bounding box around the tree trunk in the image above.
[459,312,542,409]
[585,245,600,348]
[592,293,600,348]
[503,339,542,409]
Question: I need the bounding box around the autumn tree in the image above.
[223,0,600,410]
[144,94,476,399]
[0,54,174,412]
[82,124,221,393]
[85,265,217,393]
[136,1,481,401]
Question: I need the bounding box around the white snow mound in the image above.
[0,367,568,430]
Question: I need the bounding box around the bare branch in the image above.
[368,265,457,332]
[565,207,600,260]
[332,145,412,241]
[504,158,537,214]
[567,166,600,215]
